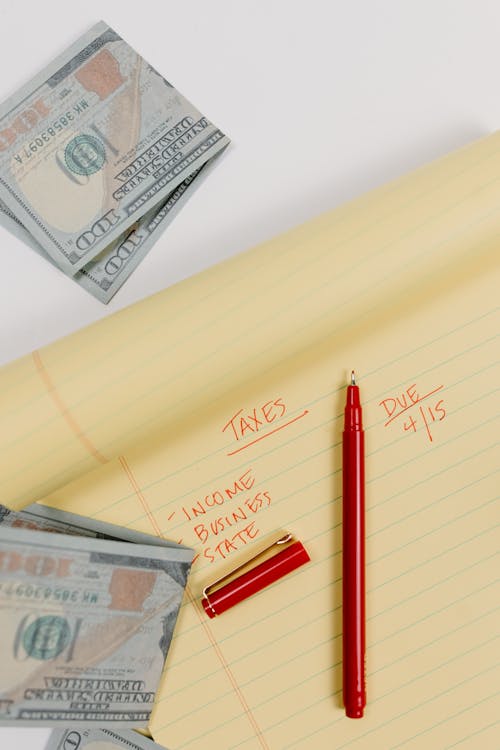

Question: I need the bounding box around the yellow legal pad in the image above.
[1,132,499,749]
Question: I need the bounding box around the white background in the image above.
[0,0,498,746]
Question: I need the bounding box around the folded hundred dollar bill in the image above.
[45,728,169,750]
[0,503,193,727]
[0,21,229,302]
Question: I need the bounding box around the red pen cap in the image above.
[202,533,310,618]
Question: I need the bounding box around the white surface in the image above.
[0,0,498,746]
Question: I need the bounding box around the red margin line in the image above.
[184,584,271,750]
[118,455,163,537]
[32,350,107,465]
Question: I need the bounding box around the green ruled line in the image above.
[443,719,500,749]
[167,415,500,583]
[168,602,500,729]
[168,424,500,638]
[3,196,499,495]
[5,136,500,407]
[4,139,498,420]
[187,658,500,749]
[166,568,498,729]
[179,549,499,714]
[154,548,499,731]
[285,665,500,750]
[6,306,497,520]
[62,214,500,480]
[93,309,499,519]
[164,430,498,632]
[268,640,500,750]
[385,690,500,750]
[163,596,500,706]
[170,453,498,638]
[119,365,499,533]
[11,136,480,403]
[161,472,499,679]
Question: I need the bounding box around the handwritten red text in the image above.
[202,521,260,563]
[222,399,287,441]
[380,383,445,443]
[181,468,255,520]
[194,491,271,544]
[180,468,273,563]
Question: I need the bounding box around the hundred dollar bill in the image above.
[0,503,191,552]
[0,504,193,726]
[0,21,229,295]
[0,164,209,302]
[45,728,169,750]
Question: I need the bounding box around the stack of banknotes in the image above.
[0,502,193,730]
[0,21,229,302]
[46,728,171,750]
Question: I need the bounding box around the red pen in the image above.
[343,370,366,718]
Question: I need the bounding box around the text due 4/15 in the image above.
[379,383,446,443]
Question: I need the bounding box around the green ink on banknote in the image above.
[64,135,106,176]
[22,615,71,660]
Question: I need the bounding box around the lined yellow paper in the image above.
[0,132,499,749]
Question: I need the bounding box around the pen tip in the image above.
[351,370,356,385]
